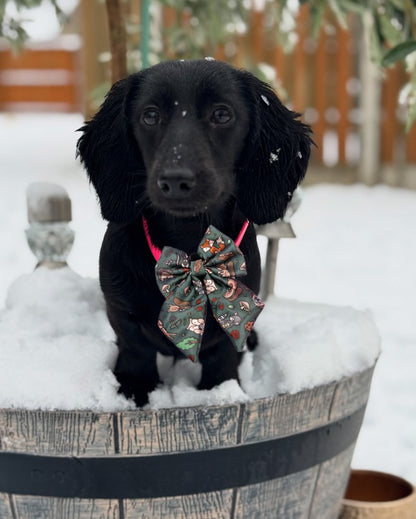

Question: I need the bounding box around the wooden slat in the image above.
[0,494,12,518]
[329,367,375,422]
[336,26,352,164]
[160,6,178,61]
[0,49,75,70]
[79,0,109,117]
[12,497,120,519]
[308,369,374,517]
[308,445,356,519]
[240,382,336,444]
[312,30,328,162]
[249,9,264,63]
[381,65,401,163]
[292,6,308,113]
[233,467,318,518]
[0,85,77,106]
[118,404,241,455]
[0,46,81,113]
[0,410,116,456]
[124,490,233,519]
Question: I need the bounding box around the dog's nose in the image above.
[157,168,196,199]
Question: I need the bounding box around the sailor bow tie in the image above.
[155,225,264,362]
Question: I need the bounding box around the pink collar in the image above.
[142,216,249,262]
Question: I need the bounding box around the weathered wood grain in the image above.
[329,368,375,422]
[117,404,241,455]
[308,444,356,519]
[0,366,375,518]
[0,493,12,518]
[240,381,337,445]
[0,410,116,456]
[233,467,318,518]
[124,490,234,519]
[11,496,120,519]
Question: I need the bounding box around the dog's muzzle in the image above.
[157,168,196,199]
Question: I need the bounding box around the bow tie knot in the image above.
[155,225,264,362]
[190,257,207,279]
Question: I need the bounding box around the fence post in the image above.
[358,16,382,185]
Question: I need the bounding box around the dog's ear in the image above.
[235,72,313,225]
[77,75,145,223]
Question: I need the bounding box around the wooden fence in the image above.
[233,6,416,170]
[0,37,82,113]
[0,4,415,177]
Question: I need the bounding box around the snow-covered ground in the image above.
[1,114,415,484]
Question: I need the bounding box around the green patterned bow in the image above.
[155,225,264,362]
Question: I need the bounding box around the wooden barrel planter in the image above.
[0,366,375,519]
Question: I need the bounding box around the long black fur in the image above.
[77,60,312,406]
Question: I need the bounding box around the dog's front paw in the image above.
[116,373,155,407]
[117,381,150,407]
[246,329,259,351]
[114,349,160,407]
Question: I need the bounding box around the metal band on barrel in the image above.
[0,406,365,499]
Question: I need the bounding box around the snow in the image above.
[3,0,79,43]
[27,182,69,202]
[269,148,281,163]
[260,94,270,106]
[244,299,379,397]
[276,183,416,482]
[149,297,380,408]
[26,181,70,221]
[0,113,106,297]
[0,266,379,411]
[0,113,415,483]
[0,267,133,411]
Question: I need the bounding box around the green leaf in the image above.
[378,11,402,46]
[338,0,367,15]
[328,0,348,29]
[310,0,327,39]
[382,40,416,66]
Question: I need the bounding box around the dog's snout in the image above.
[157,168,196,199]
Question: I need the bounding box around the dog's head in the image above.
[77,60,312,225]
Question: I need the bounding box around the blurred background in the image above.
[1,0,416,484]
[1,0,416,186]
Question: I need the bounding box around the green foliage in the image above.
[0,0,66,49]
[1,0,416,127]
[157,0,248,60]
[382,39,416,66]
[272,0,416,128]
[153,0,416,127]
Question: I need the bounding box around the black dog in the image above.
[77,59,312,406]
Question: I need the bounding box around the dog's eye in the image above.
[211,107,233,125]
[142,108,161,126]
